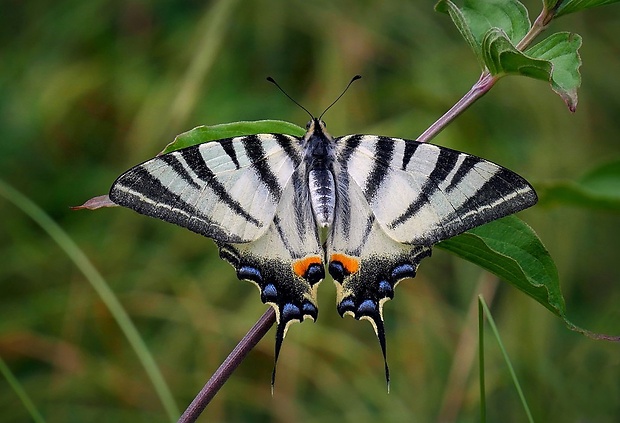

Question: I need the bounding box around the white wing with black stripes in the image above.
[110,133,326,383]
[107,116,537,389]
[110,134,302,243]
[325,133,536,387]
[340,135,538,245]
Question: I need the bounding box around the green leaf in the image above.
[482,28,552,79]
[436,0,485,67]
[437,216,565,318]
[481,29,581,111]
[553,0,620,17]
[436,1,583,110]
[526,32,582,111]
[436,0,531,68]
[160,120,305,154]
[537,159,620,210]
[439,216,620,341]
[543,0,561,10]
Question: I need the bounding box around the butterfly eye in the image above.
[320,120,326,128]
[305,121,312,129]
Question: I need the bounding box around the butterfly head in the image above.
[303,117,332,144]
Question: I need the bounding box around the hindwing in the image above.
[326,162,431,386]
[109,132,325,384]
[218,171,324,382]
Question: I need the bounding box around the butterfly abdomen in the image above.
[304,118,338,228]
[308,168,335,227]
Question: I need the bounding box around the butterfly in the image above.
[108,77,537,387]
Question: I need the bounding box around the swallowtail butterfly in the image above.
[109,77,537,387]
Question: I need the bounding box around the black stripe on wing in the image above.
[110,166,242,242]
[401,141,420,170]
[444,155,479,193]
[451,167,537,223]
[243,136,283,201]
[363,137,395,201]
[387,146,537,243]
[219,138,241,169]
[273,133,303,168]
[159,154,201,190]
[389,148,460,228]
[180,147,261,226]
[334,135,363,238]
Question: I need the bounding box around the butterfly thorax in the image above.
[304,118,336,228]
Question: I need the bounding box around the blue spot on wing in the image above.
[391,263,415,280]
[262,283,278,301]
[357,299,377,315]
[378,280,394,298]
[328,261,346,283]
[238,266,263,283]
[302,301,318,320]
[305,263,325,284]
[337,298,355,316]
[282,303,301,321]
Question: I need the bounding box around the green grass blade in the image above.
[479,295,534,423]
[0,355,46,423]
[478,298,486,423]
[0,179,179,422]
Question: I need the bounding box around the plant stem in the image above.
[178,308,276,423]
[418,6,555,144]
[417,72,497,143]
[516,9,553,51]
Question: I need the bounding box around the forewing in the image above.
[338,135,538,245]
[109,134,303,243]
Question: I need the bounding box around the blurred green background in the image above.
[1,0,619,422]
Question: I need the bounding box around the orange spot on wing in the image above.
[292,256,323,277]
[330,253,360,274]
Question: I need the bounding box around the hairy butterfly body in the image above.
[109,89,537,388]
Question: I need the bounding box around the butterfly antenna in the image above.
[266,77,314,120]
[318,74,362,120]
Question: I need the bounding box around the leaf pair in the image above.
[436,0,585,110]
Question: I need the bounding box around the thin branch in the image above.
[417,72,497,143]
[178,308,276,423]
[516,9,554,51]
[417,7,555,144]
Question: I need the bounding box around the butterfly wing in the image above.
[109,134,304,243]
[327,135,537,386]
[326,165,431,386]
[110,133,325,384]
[341,135,537,245]
[218,169,325,384]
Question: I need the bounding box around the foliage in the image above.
[1,0,619,422]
